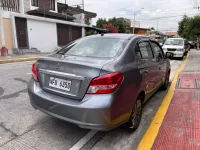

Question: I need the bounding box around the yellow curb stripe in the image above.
[137,54,189,150]
[0,57,38,64]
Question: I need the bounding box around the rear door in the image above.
[150,41,167,86]
[136,39,159,97]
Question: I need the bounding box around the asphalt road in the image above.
[0,59,183,150]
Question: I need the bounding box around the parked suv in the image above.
[163,38,186,59]
[28,34,171,131]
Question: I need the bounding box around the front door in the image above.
[15,17,28,48]
[150,41,167,86]
[137,40,159,97]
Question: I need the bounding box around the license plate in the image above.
[49,77,71,91]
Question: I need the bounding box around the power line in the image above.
[148,13,199,20]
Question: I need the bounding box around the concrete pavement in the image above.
[0,59,182,150]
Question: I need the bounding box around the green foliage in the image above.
[96,18,107,28]
[150,27,155,30]
[96,17,128,33]
[178,15,190,39]
[178,15,200,41]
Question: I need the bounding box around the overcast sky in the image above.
[58,0,200,32]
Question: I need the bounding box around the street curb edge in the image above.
[0,57,38,64]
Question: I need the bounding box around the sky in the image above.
[58,0,200,32]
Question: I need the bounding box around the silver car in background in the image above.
[162,38,186,59]
[28,34,171,131]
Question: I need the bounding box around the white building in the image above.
[0,0,97,54]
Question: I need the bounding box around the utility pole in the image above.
[194,6,200,14]
[133,8,144,34]
[65,0,68,20]
[82,0,84,10]
[157,19,158,31]
[133,13,136,34]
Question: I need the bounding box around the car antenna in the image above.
[101,33,104,36]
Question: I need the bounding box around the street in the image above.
[0,59,182,150]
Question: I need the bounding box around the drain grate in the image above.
[176,78,200,89]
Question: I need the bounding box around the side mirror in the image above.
[165,52,173,59]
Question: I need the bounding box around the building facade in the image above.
[0,0,97,54]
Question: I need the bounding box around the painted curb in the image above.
[0,57,38,64]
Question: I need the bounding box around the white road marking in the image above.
[26,73,32,75]
[69,130,98,150]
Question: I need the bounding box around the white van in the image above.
[162,38,186,59]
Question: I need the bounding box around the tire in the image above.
[161,70,170,90]
[181,55,184,60]
[125,96,143,131]
[184,51,188,56]
[179,55,184,60]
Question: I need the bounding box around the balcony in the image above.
[0,0,19,12]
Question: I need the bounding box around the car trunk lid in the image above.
[37,54,114,100]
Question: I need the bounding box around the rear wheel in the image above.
[161,70,170,90]
[125,96,143,131]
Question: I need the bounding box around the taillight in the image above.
[32,63,39,82]
[87,72,124,94]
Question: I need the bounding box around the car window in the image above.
[57,37,128,58]
[151,42,164,59]
[135,45,142,58]
[164,39,184,46]
[138,42,153,59]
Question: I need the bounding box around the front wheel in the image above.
[125,96,143,131]
[184,51,188,56]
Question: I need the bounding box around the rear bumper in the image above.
[28,79,130,131]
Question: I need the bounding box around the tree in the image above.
[150,27,155,31]
[178,15,190,39]
[187,16,200,41]
[178,15,200,41]
[108,17,118,27]
[104,23,118,33]
[96,18,107,28]
[116,20,126,33]
[96,17,127,33]
[107,18,126,33]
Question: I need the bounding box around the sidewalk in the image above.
[138,49,200,150]
[0,53,49,64]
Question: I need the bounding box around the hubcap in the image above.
[131,99,142,128]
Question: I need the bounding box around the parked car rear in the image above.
[28,34,171,131]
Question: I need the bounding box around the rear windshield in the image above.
[164,39,184,46]
[57,37,128,58]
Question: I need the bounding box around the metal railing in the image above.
[0,0,19,12]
